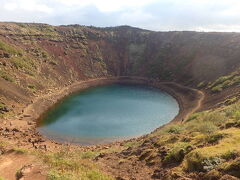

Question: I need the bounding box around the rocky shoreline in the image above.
[0,77,204,151]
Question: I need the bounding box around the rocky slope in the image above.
[0,22,240,180]
[0,22,240,114]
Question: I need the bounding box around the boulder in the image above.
[16,164,33,180]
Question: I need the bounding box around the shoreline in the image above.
[0,77,204,149]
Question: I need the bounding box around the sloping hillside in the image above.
[0,22,240,180]
[0,23,240,115]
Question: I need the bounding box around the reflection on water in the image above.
[38,84,179,145]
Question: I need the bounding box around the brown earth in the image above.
[0,77,205,180]
[0,22,240,179]
[1,77,204,147]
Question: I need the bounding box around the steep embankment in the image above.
[1,22,240,118]
[0,22,240,180]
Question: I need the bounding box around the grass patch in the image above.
[124,140,144,148]
[49,60,58,65]
[163,142,192,164]
[16,23,59,37]
[220,158,240,178]
[48,170,75,180]
[38,149,114,180]
[79,151,99,159]
[146,100,240,173]
[183,128,240,172]
[211,85,223,92]
[27,84,36,89]
[0,70,14,82]
[13,147,28,154]
[186,112,203,122]
[197,81,206,88]
[209,69,240,92]
[27,84,37,93]
[224,97,238,105]
[164,124,183,134]
[205,133,225,144]
[12,57,36,76]
[0,39,22,55]
[0,103,5,109]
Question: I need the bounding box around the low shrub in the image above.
[163,142,192,164]
[221,158,240,178]
[224,101,240,121]
[48,170,73,180]
[0,70,14,82]
[0,40,22,55]
[184,151,224,172]
[186,112,205,122]
[224,97,238,105]
[221,150,238,160]
[38,149,114,180]
[163,124,183,134]
[205,133,225,144]
[209,72,240,93]
[211,85,223,92]
[203,169,222,180]
[184,151,205,172]
[185,120,218,134]
[197,81,206,88]
[233,111,240,121]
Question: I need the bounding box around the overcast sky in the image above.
[1,0,240,32]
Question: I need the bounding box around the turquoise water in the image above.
[38,84,179,145]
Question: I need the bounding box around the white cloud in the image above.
[4,3,18,11]
[3,0,53,13]
[196,24,240,32]
[55,0,157,12]
[120,10,154,25]
[1,0,240,32]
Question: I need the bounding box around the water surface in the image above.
[38,84,179,145]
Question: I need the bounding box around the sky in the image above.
[1,0,240,32]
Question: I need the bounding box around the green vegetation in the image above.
[27,84,36,89]
[1,23,240,179]
[16,168,22,180]
[27,84,37,92]
[124,140,144,148]
[0,39,22,55]
[183,128,240,172]
[223,96,238,105]
[220,158,240,178]
[211,85,223,92]
[0,102,10,118]
[143,100,240,177]
[17,23,59,37]
[163,142,191,164]
[204,133,225,144]
[37,148,114,180]
[208,70,240,92]
[49,60,58,65]
[12,57,35,70]
[162,124,183,134]
[13,147,28,154]
[197,81,206,88]
[0,39,42,77]
[47,170,75,180]
[0,70,14,82]
[0,103,4,109]
[12,57,37,76]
